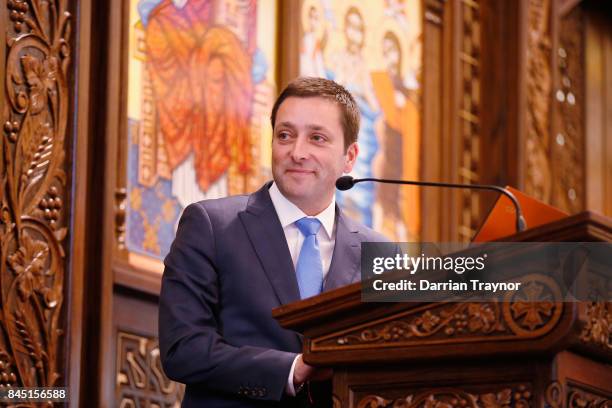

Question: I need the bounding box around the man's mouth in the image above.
[286,169,315,174]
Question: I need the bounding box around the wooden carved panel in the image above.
[546,381,612,408]
[525,0,586,214]
[566,384,611,408]
[579,302,612,351]
[551,7,584,213]
[524,0,554,203]
[116,331,183,407]
[313,295,563,351]
[1,0,72,391]
[356,384,532,408]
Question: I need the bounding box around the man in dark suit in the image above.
[159,77,387,407]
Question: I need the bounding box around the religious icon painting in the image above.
[298,0,423,241]
[125,0,278,269]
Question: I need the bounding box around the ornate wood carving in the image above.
[545,381,612,408]
[357,384,532,408]
[551,8,584,213]
[566,385,611,408]
[334,303,506,347]
[116,331,183,407]
[115,187,127,249]
[524,0,553,203]
[579,302,612,351]
[458,0,482,241]
[545,381,564,408]
[502,276,563,336]
[314,295,562,350]
[1,0,71,390]
[524,0,586,214]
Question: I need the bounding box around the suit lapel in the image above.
[239,184,301,306]
[324,207,361,291]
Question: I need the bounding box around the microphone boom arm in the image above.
[345,177,527,233]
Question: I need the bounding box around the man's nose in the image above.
[290,136,309,161]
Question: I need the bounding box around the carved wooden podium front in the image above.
[273,212,612,408]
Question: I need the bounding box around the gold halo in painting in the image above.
[372,17,411,75]
[337,1,365,33]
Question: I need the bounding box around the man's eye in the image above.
[277,132,290,140]
[312,134,325,142]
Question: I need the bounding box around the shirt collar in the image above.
[269,182,336,239]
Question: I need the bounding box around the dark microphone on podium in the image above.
[336,175,527,233]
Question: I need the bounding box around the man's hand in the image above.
[293,354,333,389]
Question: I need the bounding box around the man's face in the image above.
[272,97,358,214]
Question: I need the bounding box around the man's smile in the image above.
[285,168,316,175]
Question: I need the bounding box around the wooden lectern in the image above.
[273,212,612,407]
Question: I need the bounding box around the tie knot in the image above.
[295,217,322,236]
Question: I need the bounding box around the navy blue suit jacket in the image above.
[159,182,387,407]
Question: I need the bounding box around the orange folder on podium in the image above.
[473,187,568,242]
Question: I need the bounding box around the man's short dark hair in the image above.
[270,77,360,149]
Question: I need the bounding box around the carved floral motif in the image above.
[334,303,505,347]
[579,302,612,351]
[1,0,72,391]
[7,233,50,302]
[357,385,532,408]
[319,277,562,350]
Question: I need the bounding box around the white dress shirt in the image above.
[268,182,337,395]
[268,182,336,277]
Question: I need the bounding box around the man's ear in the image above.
[343,142,359,173]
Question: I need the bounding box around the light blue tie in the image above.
[295,217,324,299]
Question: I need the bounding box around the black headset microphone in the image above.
[335,175,527,234]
